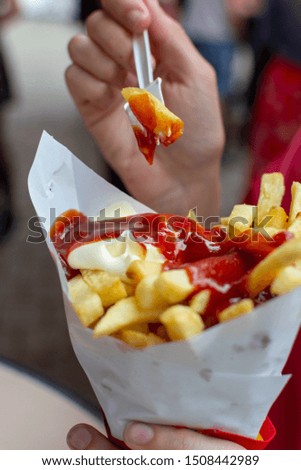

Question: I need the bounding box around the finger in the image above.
[86,10,135,72]
[144,0,209,75]
[67,424,119,450]
[124,423,244,450]
[101,0,151,33]
[65,64,118,110]
[68,34,128,88]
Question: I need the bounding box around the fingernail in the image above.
[67,425,93,450]
[128,9,148,27]
[124,422,154,446]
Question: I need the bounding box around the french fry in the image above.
[122,87,184,146]
[122,280,137,296]
[288,182,301,225]
[247,238,301,297]
[130,323,149,334]
[93,297,161,337]
[271,266,301,295]
[160,305,204,341]
[256,173,285,225]
[218,299,254,323]
[220,217,229,227]
[228,204,256,235]
[68,275,104,327]
[265,206,287,229]
[258,226,283,237]
[81,269,127,307]
[155,269,194,304]
[135,274,170,311]
[287,213,301,238]
[187,208,198,222]
[189,290,211,315]
[127,259,162,282]
[115,330,165,348]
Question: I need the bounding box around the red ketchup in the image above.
[51,211,292,330]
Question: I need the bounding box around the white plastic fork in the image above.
[124,30,164,131]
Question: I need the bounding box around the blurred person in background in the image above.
[0,0,18,242]
[181,0,264,101]
[181,0,237,100]
[245,0,301,205]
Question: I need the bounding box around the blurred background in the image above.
[0,0,300,410]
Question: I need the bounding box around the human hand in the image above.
[0,0,19,23]
[67,422,243,450]
[66,0,224,217]
[226,0,265,21]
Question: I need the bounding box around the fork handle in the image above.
[133,31,153,89]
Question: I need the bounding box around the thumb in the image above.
[143,0,202,72]
[123,422,244,450]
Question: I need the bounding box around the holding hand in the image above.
[66,0,224,216]
[67,422,243,450]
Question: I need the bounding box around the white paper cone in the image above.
[29,132,301,440]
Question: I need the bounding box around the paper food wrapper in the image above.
[29,132,301,442]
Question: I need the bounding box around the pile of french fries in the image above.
[67,173,301,348]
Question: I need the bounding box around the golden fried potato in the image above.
[265,206,287,229]
[68,275,104,327]
[81,269,127,307]
[160,305,204,341]
[155,269,194,304]
[218,299,254,323]
[288,182,301,225]
[189,289,211,315]
[247,238,301,296]
[256,173,285,225]
[122,280,137,296]
[220,217,229,227]
[135,274,170,311]
[122,87,184,146]
[130,323,149,334]
[287,213,301,238]
[93,297,161,337]
[115,330,165,348]
[228,204,256,235]
[127,259,162,283]
[271,266,301,295]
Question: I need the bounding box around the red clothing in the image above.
[248,55,301,185]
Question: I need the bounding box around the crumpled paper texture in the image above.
[29,132,301,441]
